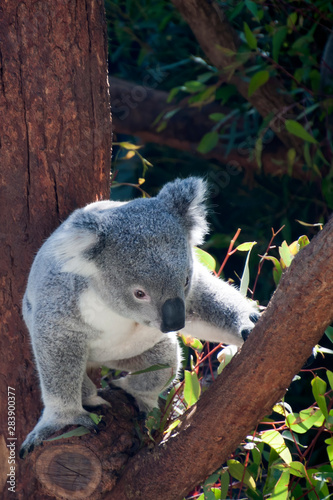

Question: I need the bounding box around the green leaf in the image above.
[289,461,306,477]
[327,444,333,467]
[240,242,256,296]
[271,470,290,500]
[182,80,206,93]
[167,86,180,103]
[327,370,333,392]
[47,426,91,441]
[183,370,201,407]
[244,22,257,50]
[279,241,293,268]
[197,131,219,154]
[272,27,287,62]
[287,12,297,30]
[248,70,269,97]
[209,112,225,122]
[311,376,328,418]
[325,326,333,343]
[297,235,310,249]
[237,241,257,252]
[118,141,143,150]
[285,120,318,144]
[217,345,238,374]
[245,0,259,20]
[220,470,229,499]
[194,247,216,272]
[227,459,256,490]
[255,137,263,168]
[286,409,324,434]
[261,430,292,464]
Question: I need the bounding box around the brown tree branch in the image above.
[111,77,310,180]
[171,0,303,154]
[107,218,333,500]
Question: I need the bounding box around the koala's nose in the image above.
[161,297,185,333]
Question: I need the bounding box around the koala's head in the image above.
[69,177,209,332]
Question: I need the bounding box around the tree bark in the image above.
[171,0,303,154]
[111,77,311,181]
[0,1,111,498]
[108,218,333,500]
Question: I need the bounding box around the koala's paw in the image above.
[19,411,100,459]
[240,311,260,341]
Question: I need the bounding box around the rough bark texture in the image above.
[111,77,311,181]
[108,217,333,500]
[22,388,145,500]
[171,0,303,154]
[0,1,111,498]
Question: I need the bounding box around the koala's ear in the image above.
[49,211,106,276]
[157,177,209,245]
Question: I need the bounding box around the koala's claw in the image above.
[19,443,34,460]
[250,312,260,323]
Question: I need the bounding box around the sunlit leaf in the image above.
[180,334,203,352]
[240,242,257,296]
[327,370,333,392]
[286,408,324,434]
[183,370,201,407]
[311,376,328,418]
[194,247,216,272]
[271,470,290,499]
[118,141,143,150]
[297,235,310,249]
[261,430,292,464]
[237,241,257,252]
[227,459,256,489]
[279,241,293,267]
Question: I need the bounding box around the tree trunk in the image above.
[0,1,111,498]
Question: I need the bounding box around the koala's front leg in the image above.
[20,330,99,459]
[109,333,181,412]
[184,261,259,346]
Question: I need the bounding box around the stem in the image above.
[251,225,285,299]
[216,228,241,277]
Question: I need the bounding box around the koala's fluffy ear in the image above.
[49,211,106,276]
[157,177,209,245]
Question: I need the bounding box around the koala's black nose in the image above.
[161,298,185,333]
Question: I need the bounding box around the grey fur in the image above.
[20,177,259,458]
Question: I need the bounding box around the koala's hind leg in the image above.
[110,333,181,412]
[20,331,99,458]
[82,372,111,408]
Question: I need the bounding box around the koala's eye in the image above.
[134,289,146,299]
[184,276,189,287]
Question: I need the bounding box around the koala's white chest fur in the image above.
[79,288,163,362]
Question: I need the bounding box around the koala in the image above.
[20,177,259,458]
